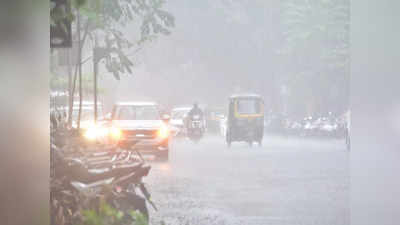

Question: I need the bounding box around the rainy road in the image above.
[146,135,349,225]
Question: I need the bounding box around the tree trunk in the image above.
[66,11,91,129]
[77,11,82,129]
[93,39,98,124]
[67,48,73,128]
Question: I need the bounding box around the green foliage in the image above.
[76,0,175,80]
[281,0,349,73]
[72,0,89,9]
[280,0,350,114]
[129,211,149,225]
[81,200,148,225]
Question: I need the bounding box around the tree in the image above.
[280,0,350,115]
[79,0,174,78]
[65,0,174,126]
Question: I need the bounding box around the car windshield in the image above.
[172,109,190,119]
[115,105,160,120]
[236,99,261,114]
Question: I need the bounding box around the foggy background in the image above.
[81,0,350,116]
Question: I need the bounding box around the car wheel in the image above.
[346,136,350,151]
[226,131,232,148]
[227,140,231,148]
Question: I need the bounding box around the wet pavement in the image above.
[146,135,349,225]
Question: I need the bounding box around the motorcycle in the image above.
[186,114,204,143]
[50,141,155,225]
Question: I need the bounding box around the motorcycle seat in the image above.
[66,162,144,184]
[70,177,114,194]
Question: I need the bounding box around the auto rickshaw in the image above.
[226,94,264,147]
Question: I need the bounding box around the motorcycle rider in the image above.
[188,102,204,120]
[185,102,205,134]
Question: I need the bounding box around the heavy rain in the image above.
[50,0,350,224]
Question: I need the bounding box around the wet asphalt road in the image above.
[146,134,349,225]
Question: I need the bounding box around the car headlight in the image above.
[157,125,170,139]
[83,127,97,140]
[84,124,109,140]
[109,126,122,140]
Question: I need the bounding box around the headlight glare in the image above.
[83,124,109,140]
[158,125,170,139]
[109,127,122,140]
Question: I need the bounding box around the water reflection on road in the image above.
[147,135,349,225]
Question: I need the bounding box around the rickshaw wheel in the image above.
[226,131,232,148]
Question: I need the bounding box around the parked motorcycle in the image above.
[50,141,155,225]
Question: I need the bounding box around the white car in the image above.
[108,101,171,161]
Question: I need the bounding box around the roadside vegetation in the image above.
[80,200,148,225]
[51,0,174,127]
